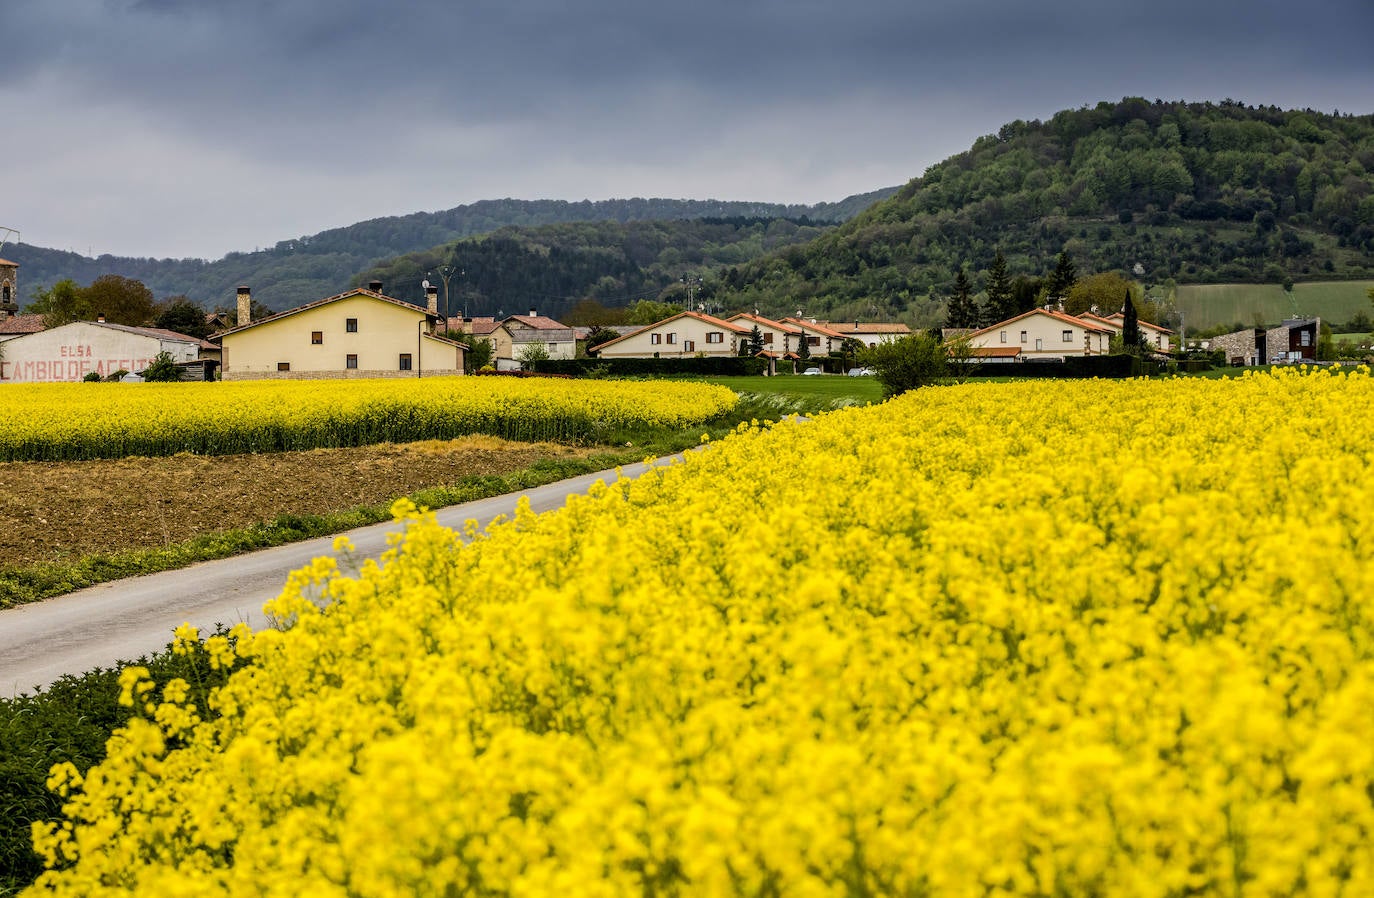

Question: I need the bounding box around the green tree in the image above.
[582,326,622,357]
[982,251,1015,324]
[945,268,980,329]
[81,275,156,326]
[516,341,551,366]
[154,296,211,340]
[139,351,181,382]
[624,299,682,325]
[1045,252,1077,306]
[1064,272,1143,317]
[27,279,89,327]
[454,335,493,372]
[859,334,948,398]
[748,325,765,356]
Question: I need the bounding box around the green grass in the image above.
[689,374,885,408]
[1178,280,1374,331]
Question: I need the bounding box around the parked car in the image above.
[846,367,874,377]
[802,367,822,376]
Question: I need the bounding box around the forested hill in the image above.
[3,192,895,312]
[354,217,834,321]
[717,99,1374,325]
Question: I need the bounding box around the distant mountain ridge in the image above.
[2,191,898,312]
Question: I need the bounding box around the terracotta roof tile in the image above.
[0,314,46,335]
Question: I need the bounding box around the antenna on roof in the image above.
[0,226,18,256]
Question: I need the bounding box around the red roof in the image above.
[971,346,1022,358]
[972,308,1113,338]
[836,322,912,335]
[503,314,571,332]
[0,258,18,267]
[0,313,46,335]
[728,312,802,335]
[781,317,847,339]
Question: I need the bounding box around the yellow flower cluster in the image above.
[0,377,737,460]
[30,368,1374,896]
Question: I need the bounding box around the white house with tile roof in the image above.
[1093,312,1174,352]
[726,312,804,356]
[829,321,913,347]
[781,317,848,356]
[967,308,1113,360]
[217,285,466,380]
[590,311,751,358]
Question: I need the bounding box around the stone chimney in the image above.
[426,285,439,316]
[368,280,383,294]
[236,286,251,327]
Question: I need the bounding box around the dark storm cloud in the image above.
[2,0,1371,257]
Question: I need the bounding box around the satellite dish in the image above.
[422,279,431,289]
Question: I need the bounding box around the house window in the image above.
[807,336,820,347]
[666,333,677,344]
[311,331,323,344]
[683,340,695,352]
[1000,330,1007,343]
[1301,329,1312,347]
[763,333,774,345]
[1035,338,1043,351]
[277,362,290,372]
[399,354,412,371]
[651,333,662,345]
[1020,330,1028,343]
[346,318,358,333]
[346,354,358,369]
[706,331,723,344]
[1062,330,1073,343]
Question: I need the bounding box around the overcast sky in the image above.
[2,0,1371,260]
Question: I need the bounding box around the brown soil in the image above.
[0,437,601,567]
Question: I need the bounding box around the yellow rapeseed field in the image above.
[0,377,738,460]
[29,368,1374,897]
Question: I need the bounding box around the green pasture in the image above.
[1178,281,1373,331]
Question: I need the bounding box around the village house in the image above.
[489,311,577,364]
[829,321,912,347]
[590,311,751,358]
[0,318,216,383]
[217,283,466,380]
[781,317,847,356]
[1077,312,1174,352]
[1209,318,1321,366]
[726,312,803,356]
[967,308,1113,360]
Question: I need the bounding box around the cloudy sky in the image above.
[2,0,1371,260]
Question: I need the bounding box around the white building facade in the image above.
[0,320,211,383]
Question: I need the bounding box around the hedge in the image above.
[534,357,769,377]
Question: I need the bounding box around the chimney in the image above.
[426,284,438,315]
[368,280,383,294]
[97,314,106,323]
[236,286,251,327]
[528,308,537,318]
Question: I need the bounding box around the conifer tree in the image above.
[748,325,765,355]
[982,251,1015,324]
[945,268,979,329]
[1122,288,1140,352]
[1045,251,1077,307]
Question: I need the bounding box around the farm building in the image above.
[1210,319,1322,366]
[217,284,466,380]
[0,319,215,383]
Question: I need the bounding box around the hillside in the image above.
[1,193,895,312]
[353,217,834,321]
[715,99,1374,326]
